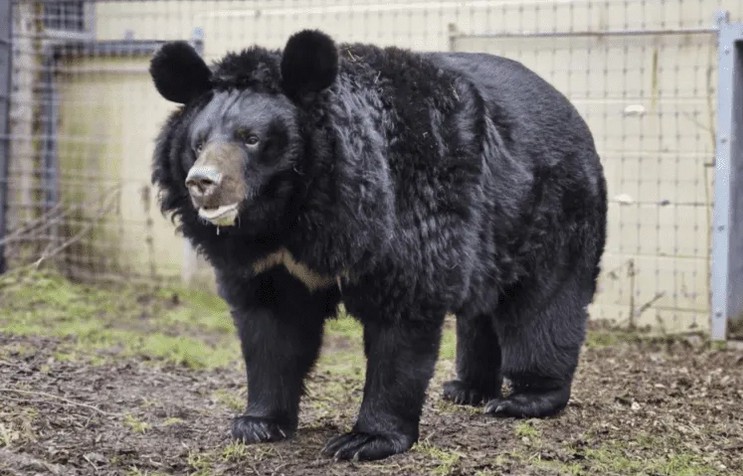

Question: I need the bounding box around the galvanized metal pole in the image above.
[182,27,205,286]
[711,11,743,341]
[191,26,204,55]
[0,0,12,274]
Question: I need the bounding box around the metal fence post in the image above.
[0,0,12,274]
[712,11,743,341]
[182,26,205,287]
[191,27,204,56]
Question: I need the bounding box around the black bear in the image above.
[149,30,607,461]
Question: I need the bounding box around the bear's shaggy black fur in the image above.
[150,30,607,461]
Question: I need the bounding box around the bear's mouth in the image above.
[198,203,239,226]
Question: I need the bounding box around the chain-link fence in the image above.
[1,0,741,335]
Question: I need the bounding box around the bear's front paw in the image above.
[321,431,413,461]
[442,379,496,406]
[231,416,293,443]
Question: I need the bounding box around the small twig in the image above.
[0,387,122,417]
[82,453,98,471]
[18,185,122,271]
[0,202,66,246]
[247,461,263,476]
[633,291,666,318]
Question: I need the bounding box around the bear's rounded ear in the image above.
[150,41,212,104]
[281,30,338,99]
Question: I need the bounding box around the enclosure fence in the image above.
[1,0,741,338]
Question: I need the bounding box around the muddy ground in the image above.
[1,272,742,475]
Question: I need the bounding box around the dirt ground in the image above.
[1,272,742,475]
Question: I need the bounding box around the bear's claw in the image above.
[231,415,293,443]
[442,379,497,406]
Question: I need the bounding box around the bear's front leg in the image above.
[228,272,337,444]
[322,317,444,461]
[231,305,324,442]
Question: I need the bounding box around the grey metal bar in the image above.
[711,11,743,341]
[191,27,205,56]
[0,0,12,273]
[40,47,58,214]
[56,40,165,58]
[451,27,717,41]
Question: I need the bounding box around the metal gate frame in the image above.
[0,0,11,274]
[712,11,743,341]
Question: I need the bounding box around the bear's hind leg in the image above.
[442,313,502,406]
[485,276,588,418]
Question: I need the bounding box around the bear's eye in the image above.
[236,130,260,147]
[193,141,204,154]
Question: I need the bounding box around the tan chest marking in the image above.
[252,248,337,291]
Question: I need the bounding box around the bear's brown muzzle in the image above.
[185,142,248,226]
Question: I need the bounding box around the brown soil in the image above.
[1,331,742,475]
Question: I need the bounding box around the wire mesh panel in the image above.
[2,0,741,332]
[5,1,176,283]
[449,0,739,333]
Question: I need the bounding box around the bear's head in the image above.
[149,30,338,234]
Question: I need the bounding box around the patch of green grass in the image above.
[186,450,212,476]
[123,414,151,434]
[213,389,244,412]
[506,430,723,476]
[318,311,365,378]
[139,333,237,369]
[584,329,638,349]
[0,270,239,369]
[530,458,583,476]
[317,347,365,375]
[710,340,727,351]
[4,320,46,336]
[0,422,21,447]
[307,314,365,415]
[156,287,233,335]
[514,420,542,441]
[435,398,481,416]
[582,440,722,476]
[52,350,105,366]
[414,441,463,476]
[438,321,456,360]
[161,417,185,426]
[325,306,363,343]
[182,442,261,476]
[0,341,35,360]
[220,442,249,462]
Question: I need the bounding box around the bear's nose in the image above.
[185,166,222,197]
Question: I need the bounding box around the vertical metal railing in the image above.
[0,0,12,274]
[712,11,743,341]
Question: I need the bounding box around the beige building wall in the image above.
[49,0,742,330]
[56,56,185,281]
